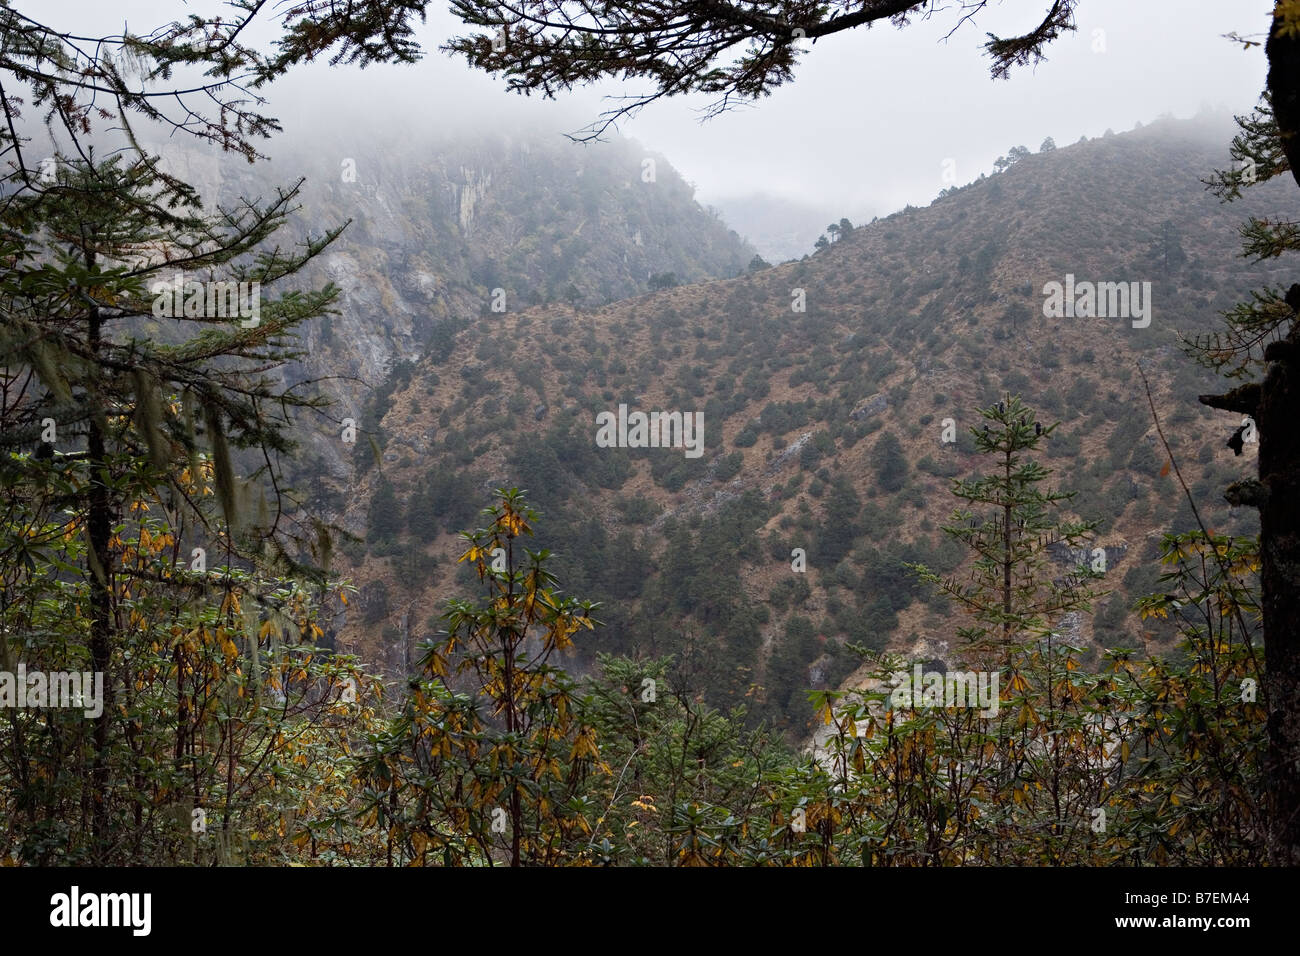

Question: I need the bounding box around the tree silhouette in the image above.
[444,0,1080,139]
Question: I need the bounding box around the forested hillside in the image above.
[337,116,1287,737]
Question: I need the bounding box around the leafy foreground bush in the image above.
[0,483,1265,865]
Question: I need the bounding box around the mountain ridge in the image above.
[330,115,1291,738]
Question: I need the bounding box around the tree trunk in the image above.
[1257,324,1300,864]
[86,298,114,858]
[1251,4,1300,865]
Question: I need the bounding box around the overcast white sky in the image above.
[41,1,1275,217]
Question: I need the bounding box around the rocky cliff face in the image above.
[152,128,756,482]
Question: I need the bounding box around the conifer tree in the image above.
[0,150,344,858]
[908,394,1101,652]
[1197,80,1300,865]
